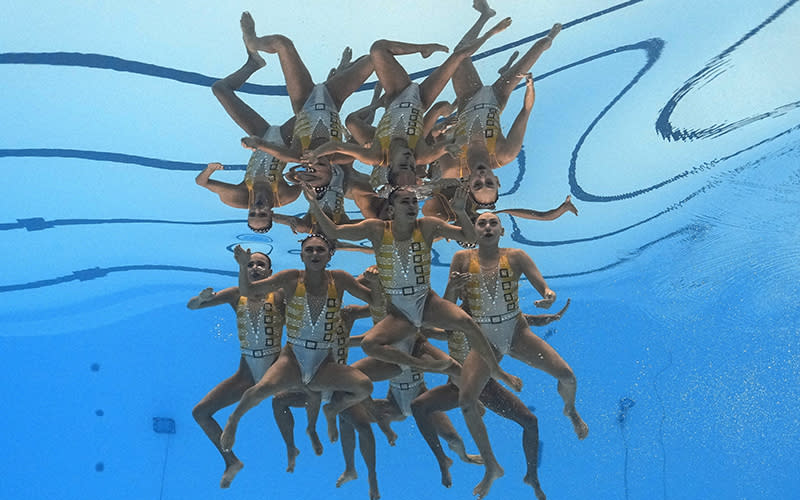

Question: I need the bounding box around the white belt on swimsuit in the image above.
[287,337,334,350]
[390,374,424,391]
[472,309,520,324]
[384,284,430,296]
[241,346,281,358]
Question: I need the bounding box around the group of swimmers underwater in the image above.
[187,2,586,499]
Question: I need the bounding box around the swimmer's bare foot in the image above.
[473,0,496,18]
[498,50,519,75]
[446,438,484,464]
[307,427,324,455]
[368,476,381,500]
[286,446,300,473]
[420,43,449,58]
[240,12,261,56]
[379,421,398,446]
[495,368,523,392]
[473,462,504,499]
[219,420,237,452]
[523,473,547,500]
[457,18,511,58]
[548,23,562,41]
[328,46,353,80]
[323,403,339,442]
[219,459,243,488]
[438,456,454,488]
[336,467,358,487]
[564,195,578,216]
[565,407,589,439]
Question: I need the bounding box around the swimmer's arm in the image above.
[420,327,448,341]
[303,140,382,166]
[304,184,382,243]
[511,249,555,309]
[422,101,455,138]
[496,73,535,167]
[416,139,448,165]
[495,195,578,220]
[187,286,238,309]
[195,163,248,208]
[241,136,301,163]
[335,270,373,304]
[273,213,312,234]
[525,298,570,326]
[426,187,476,242]
[443,253,470,303]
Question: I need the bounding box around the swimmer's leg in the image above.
[192,356,254,488]
[510,325,588,440]
[337,415,359,487]
[369,39,448,100]
[410,382,460,487]
[240,13,313,114]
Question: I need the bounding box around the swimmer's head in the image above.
[467,164,500,209]
[290,158,334,188]
[387,143,417,187]
[300,233,336,270]
[248,184,274,232]
[247,252,272,282]
[386,186,419,220]
[474,212,504,243]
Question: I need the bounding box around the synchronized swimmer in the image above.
[188,2,587,499]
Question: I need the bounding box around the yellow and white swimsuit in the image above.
[245,125,287,204]
[464,252,521,356]
[292,84,346,152]
[370,83,425,186]
[375,221,431,327]
[453,86,502,173]
[388,335,425,417]
[285,273,346,384]
[311,163,346,225]
[236,293,284,380]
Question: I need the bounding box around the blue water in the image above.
[2,1,799,499]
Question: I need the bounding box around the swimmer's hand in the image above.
[450,185,469,212]
[198,287,215,302]
[241,136,264,151]
[448,271,470,293]
[534,288,556,309]
[196,162,224,185]
[233,244,252,266]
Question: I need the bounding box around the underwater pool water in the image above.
[2,1,799,499]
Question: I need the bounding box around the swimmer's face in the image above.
[468,165,500,206]
[301,237,332,270]
[388,189,419,220]
[247,253,272,282]
[475,213,503,242]
[295,158,333,188]
[388,146,417,186]
[247,208,273,233]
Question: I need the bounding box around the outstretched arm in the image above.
[525,298,570,326]
[510,248,555,309]
[241,136,301,163]
[187,286,238,309]
[496,73,534,167]
[302,184,381,242]
[233,245,297,296]
[195,163,248,208]
[301,140,382,166]
[495,195,578,220]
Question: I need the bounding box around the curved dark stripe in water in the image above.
[2,217,242,232]
[655,0,800,142]
[0,265,236,293]
[0,0,645,90]
[0,148,245,171]
[564,39,665,202]
[512,124,800,247]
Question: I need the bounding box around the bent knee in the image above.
[370,39,391,56]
